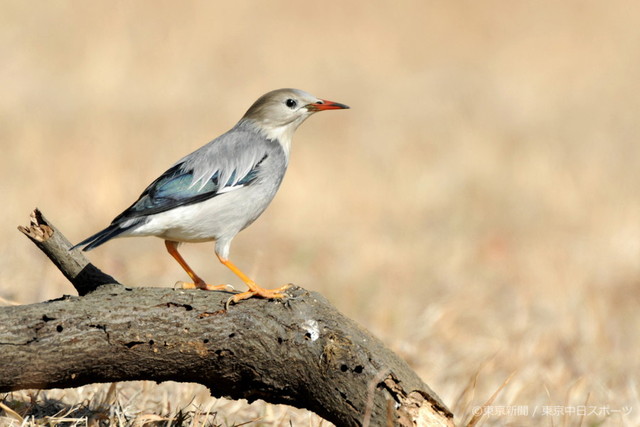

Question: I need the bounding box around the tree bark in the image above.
[1,209,454,427]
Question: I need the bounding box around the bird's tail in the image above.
[71,221,140,251]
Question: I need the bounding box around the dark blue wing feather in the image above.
[113,155,266,222]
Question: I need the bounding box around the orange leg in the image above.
[165,241,228,291]
[216,254,291,307]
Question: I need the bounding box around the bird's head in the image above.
[240,88,349,153]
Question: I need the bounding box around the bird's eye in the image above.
[285,99,297,109]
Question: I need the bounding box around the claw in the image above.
[173,280,191,290]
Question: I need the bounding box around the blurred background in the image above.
[1,1,639,425]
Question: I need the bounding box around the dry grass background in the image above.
[1,1,639,426]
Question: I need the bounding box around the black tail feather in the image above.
[71,221,140,252]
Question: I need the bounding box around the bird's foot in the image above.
[225,283,293,310]
[175,281,234,292]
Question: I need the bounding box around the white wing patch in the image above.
[217,184,245,194]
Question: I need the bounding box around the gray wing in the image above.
[113,129,269,222]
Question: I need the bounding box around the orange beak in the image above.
[307,99,350,111]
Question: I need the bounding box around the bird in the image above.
[73,88,349,307]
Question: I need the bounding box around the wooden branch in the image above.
[1,209,454,427]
